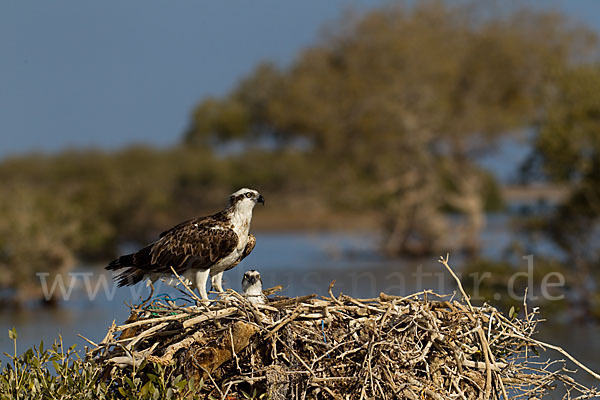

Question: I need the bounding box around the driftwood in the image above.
[86,257,600,399]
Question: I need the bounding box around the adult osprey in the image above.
[106,188,264,300]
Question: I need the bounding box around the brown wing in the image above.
[242,233,256,260]
[225,233,256,272]
[149,217,238,274]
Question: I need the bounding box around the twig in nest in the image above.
[328,280,343,306]
[90,257,599,400]
[169,266,209,310]
[439,253,494,399]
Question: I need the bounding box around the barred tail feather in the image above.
[114,267,147,287]
[106,245,153,286]
[106,253,135,271]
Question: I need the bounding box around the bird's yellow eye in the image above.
[245,193,253,198]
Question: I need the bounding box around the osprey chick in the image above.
[106,188,264,300]
[241,269,266,305]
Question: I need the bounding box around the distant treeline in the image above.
[2,1,600,313]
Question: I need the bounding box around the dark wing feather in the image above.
[106,216,238,286]
[150,217,238,274]
[159,219,192,238]
[158,210,230,238]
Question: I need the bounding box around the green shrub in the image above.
[0,329,207,400]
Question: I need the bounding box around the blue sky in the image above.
[2,1,600,158]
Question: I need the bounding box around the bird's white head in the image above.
[228,188,264,215]
[242,269,263,295]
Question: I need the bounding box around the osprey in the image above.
[241,269,266,305]
[106,188,264,300]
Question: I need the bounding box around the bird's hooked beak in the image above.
[257,194,265,205]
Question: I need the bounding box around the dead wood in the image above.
[89,260,600,400]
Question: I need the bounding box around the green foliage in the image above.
[187,3,590,153]
[535,66,600,182]
[240,388,268,399]
[0,146,226,303]
[523,65,600,320]
[0,143,325,304]
[534,66,600,246]
[461,257,573,319]
[184,1,593,255]
[1,1,600,304]
[0,330,205,400]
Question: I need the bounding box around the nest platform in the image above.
[85,259,599,400]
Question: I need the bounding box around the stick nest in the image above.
[87,279,599,399]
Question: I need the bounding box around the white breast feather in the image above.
[209,207,252,273]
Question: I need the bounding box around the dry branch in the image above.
[89,263,600,400]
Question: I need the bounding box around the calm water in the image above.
[1,230,599,392]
